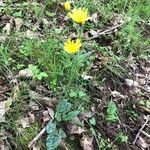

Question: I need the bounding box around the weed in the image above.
[106,101,119,123]
[46,99,80,150]
[116,132,128,143]
[28,64,48,80]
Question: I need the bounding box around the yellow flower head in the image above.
[64,38,82,54]
[68,7,89,24]
[64,1,71,11]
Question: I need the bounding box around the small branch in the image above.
[133,115,149,145]
[141,130,150,139]
[28,127,46,148]
[0,88,11,94]
[28,126,69,150]
[87,22,125,41]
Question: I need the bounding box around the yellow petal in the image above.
[64,1,71,11]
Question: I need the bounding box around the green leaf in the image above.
[56,99,71,114]
[46,133,61,150]
[106,101,119,122]
[62,111,80,121]
[39,72,48,77]
[13,11,22,17]
[78,91,86,97]
[45,11,56,17]
[59,128,66,139]
[46,122,56,134]
[89,117,96,125]
[55,112,62,122]
[69,90,77,97]
[117,133,128,143]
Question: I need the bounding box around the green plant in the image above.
[46,99,80,150]
[0,45,11,65]
[106,101,119,122]
[116,132,128,143]
[28,64,48,80]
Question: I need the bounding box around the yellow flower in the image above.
[64,38,82,54]
[64,1,71,11]
[68,7,89,24]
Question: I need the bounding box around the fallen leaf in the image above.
[19,113,35,128]
[0,36,7,42]
[81,72,93,80]
[89,29,98,36]
[5,97,13,111]
[14,18,23,32]
[80,135,94,150]
[0,141,9,150]
[111,90,127,99]
[26,30,37,39]
[42,110,51,123]
[89,13,98,23]
[18,68,33,78]
[0,0,4,6]
[69,125,87,134]
[0,101,5,122]
[3,23,11,35]
[28,112,35,124]
[32,146,41,150]
[137,136,148,150]
[125,79,139,87]
[47,107,54,119]
[20,117,30,128]
[29,101,40,111]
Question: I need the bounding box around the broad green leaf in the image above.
[46,122,56,134]
[46,133,61,150]
[56,99,71,114]
[62,111,80,121]
[59,128,66,139]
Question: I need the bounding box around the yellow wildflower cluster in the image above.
[64,39,82,54]
[68,8,89,25]
[63,1,90,54]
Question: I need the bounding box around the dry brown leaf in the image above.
[81,72,93,80]
[89,29,98,36]
[125,79,139,87]
[29,101,40,111]
[0,36,7,42]
[32,146,41,150]
[111,90,127,99]
[0,0,4,6]
[137,136,148,150]
[69,125,87,134]
[19,113,35,128]
[26,30,37,39]
[42,110,51,123]
[0,141,9,150]
[80,135,94,150]
[20,117,30,128]
[89,13,98,23]
[18,68,33,78]
[3,23,11,35]
[14,18,23,32]
[0,101,5,122]
[47,107,54,119]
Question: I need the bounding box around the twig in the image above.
[28,126,69,150]
[133,115,149,145]
[141,130,150,139]
[87,22,125,41]
[0,88,11,94]
[28,127,46,148]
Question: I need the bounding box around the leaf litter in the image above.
[0,1,150,150]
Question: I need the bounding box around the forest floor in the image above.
[0,0,150,150]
